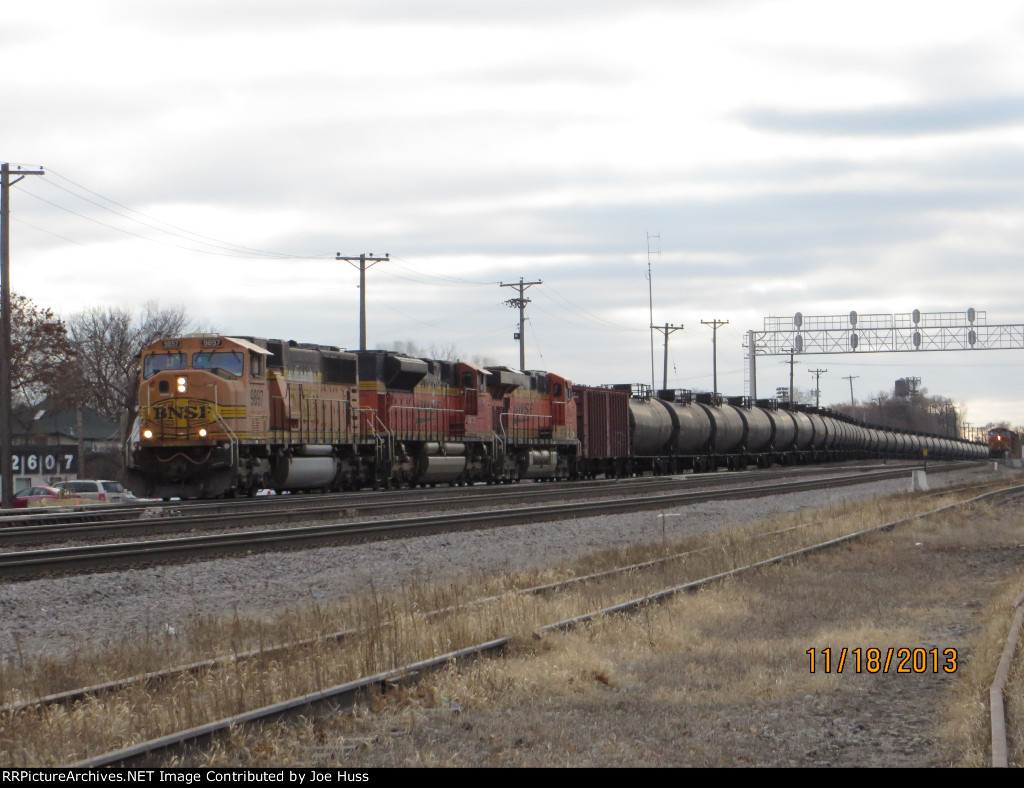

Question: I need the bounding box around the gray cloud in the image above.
[739,96,1024,137]
[114,0,746,33]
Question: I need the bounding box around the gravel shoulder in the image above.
[0,464,1007,664]
[254,462,1024,768]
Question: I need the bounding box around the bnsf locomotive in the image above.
[127,334,576,498]
[988,427,1021,460]
[126,334,988,499]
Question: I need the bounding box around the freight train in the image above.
[125,334,988,499]
[988,427,1021,460]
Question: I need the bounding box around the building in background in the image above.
[10,398,120,491]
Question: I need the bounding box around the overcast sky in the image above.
[4,0,1024,430]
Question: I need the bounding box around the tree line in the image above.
[11,293,193,437]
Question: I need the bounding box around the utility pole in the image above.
[808,368,828,407]
[701,319,729,397]
[781,348,799,405]
[843,375,858,407]
[1,163,45,509]
[335,252,389,351]
[500,277,542,370]
[651,323,684,392]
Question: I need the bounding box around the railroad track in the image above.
[46,479,1020,767]
[0,463,969,580]
[0,459,917,538]
[0,460,939,549]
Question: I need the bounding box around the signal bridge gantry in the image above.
[745,308,1024,399]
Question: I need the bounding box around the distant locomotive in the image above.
[125,334,988,499]
[988,427,1021,460]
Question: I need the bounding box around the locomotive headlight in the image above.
[177,376,187,393]
[143,429,153,439]
[198,428,208,437]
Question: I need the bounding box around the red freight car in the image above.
[573,384,631,478]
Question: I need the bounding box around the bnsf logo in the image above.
[152,404,210,420]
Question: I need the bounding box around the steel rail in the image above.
[0,466,949,580]
[68,481,1024,768]
[0,460,925,545]
[2,495,858,717]
[71,638,511,769]
[989,589,1024,768]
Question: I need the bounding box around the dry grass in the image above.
[213,485,1024,767]
[0,476,1021,766]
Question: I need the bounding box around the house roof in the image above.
[12,399,120,442]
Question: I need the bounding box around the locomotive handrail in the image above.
[300,395,352,445]
[356,407,391,441]
[388,404,466,442]
[499,411,554,442]
[211,388,238,469]
[357,407,394,472]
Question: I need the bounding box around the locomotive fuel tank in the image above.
[270,456,338,490]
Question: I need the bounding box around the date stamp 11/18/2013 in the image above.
[807,647,958,674]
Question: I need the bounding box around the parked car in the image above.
[52,479,128,503]
[11,485,64,508]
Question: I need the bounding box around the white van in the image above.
[52,479,128,503]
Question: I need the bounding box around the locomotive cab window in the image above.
[192,350,245,378]
[143,352,187,379]
[462,372,474,389]
[552,382,563,399]
[250,353,265,378]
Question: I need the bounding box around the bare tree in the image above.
[9,293,77,408]
[386,340,469,362]
[64,302,192,431]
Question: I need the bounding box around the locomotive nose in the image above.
[164,456,191,480]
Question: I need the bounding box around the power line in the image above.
[337,253,390,351]
[701,318,729,397]
[809,368,828,407]
[843,375,859,406]
[540,283,646,332]
[44,168,320,259]
[652,323,684,392]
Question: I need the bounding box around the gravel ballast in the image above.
[0,464,1008,662]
